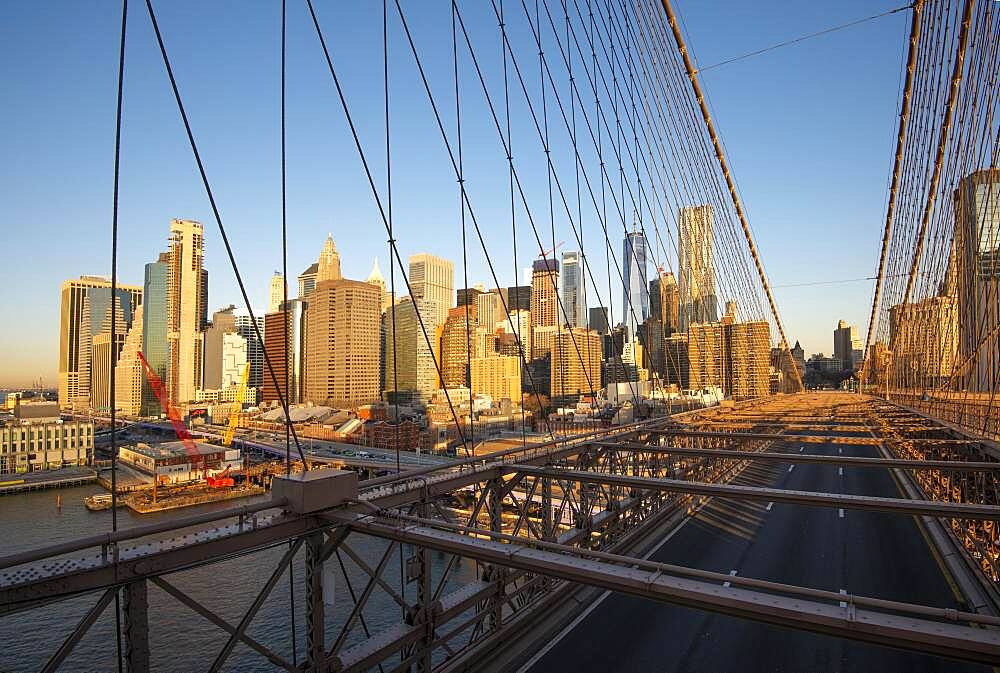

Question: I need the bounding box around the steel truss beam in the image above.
[508,466,1000,520]
[596,441,1000,471]
[650,429,980,446]
[0,513,319,612]
[150,576,297,671]
[209,538,302,673]
[41,588,116,673]
[339,515,1000,665]
[682,422,942,433]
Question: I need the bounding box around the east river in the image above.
[1,483,479,672]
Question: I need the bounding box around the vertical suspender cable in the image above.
[453,0,475,454]
[279,1,298,667]
[281,0,291,477]
[500,0,529,446]
[384,0,408,630]
[109,2,128,671]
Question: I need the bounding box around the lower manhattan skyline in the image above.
[1,0,906,387]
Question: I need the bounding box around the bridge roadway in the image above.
[525,430,991,673]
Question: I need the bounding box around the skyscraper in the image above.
[268,273,286,315]
[833,320,862,370]
[725,320,771,400]
[649,270,679,335]
[141,255,169,416]
[471,355,522,402]
[165,219,208,404]
[317,233,342,283]
[640,319,665,377]
[499,309,531,357]
[953,169,1000,392]
[76,285,139,410]
[440,304,492,389]
[531,325,559,360]
[589,307,610,334]
[298,263,318,299]
[457,287,483,308]
[551,328,602,402]
[262,299,307,405]
[665,333,690,389]
[115,309,145,415]
[220,332,249,389]
[688,322,724,391]
[679,205,718,330]
[622,227,649,337]
[531,258,559,330]
[234,314,265,391]
[203,306,237,390]
[475,291,503,333]
[305,279,381,407]
[888,297,958,387]
[58,276,142,409]
[688,313,771,400]
[507,285,531,311]
[561,251,587,327]
[366,258,389,311]
[383,297,441,402]
[409,253,454,328]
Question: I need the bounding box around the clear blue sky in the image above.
[0,1,908,388]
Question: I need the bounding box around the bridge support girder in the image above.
[122,580,150,673]
[305,531,325,672]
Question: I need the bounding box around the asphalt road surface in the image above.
[525,432,991,673]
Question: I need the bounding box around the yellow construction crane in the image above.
[223,362,251,447]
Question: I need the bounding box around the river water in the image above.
[1,483,479,672]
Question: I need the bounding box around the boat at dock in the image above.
[84,493,125,511]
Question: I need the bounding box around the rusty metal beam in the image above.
[340,515,1000,665]
[509,465,1000,520]
[596,441,1000,471]
[650,429,978,446]
[682,422,941,433]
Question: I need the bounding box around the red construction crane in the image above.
[136,350,204,476]
[539,240,564,259]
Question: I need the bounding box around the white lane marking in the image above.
[839,589,848,608]
[839,467,844,477]
[517,495,699,672]
[839,508,845,518]
[838,447,843,455]
[799,446,804,453]
[723,569,738,588]
[766,502,774,511]
[787,465,795,473]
